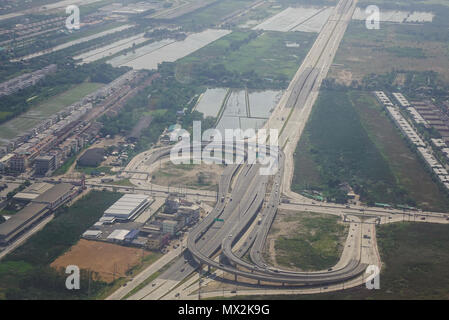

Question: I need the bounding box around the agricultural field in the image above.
[177,30,316,84]
[352,8,434,23]
[265,210,348,271]
[108,29,231,70]
[328,21,449,85]
[215,88,282,134]
[74,33,148,64]
[12,24,133,61]
[0,82,103,141]
[292,90,449,210]
[175,0,256,28]
[253,6,333,33]
[194,88,229,118]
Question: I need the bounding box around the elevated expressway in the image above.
[120,0,376,299]
[116,140,368,288]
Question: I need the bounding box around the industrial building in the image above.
[0,203,49,245]
[32,183,75,209]
[0,183,77,246]
[107,229,130,242]
[103,194,151,221]
[13,182,53,202]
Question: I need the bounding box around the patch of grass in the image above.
[292,89,449,210]
[350,91,449,211]
[178,30,316,82]
[274,212,348,271]
[234,222,449,300]
[75,165,113,176]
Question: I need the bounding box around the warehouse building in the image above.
[0,203,49,245]
[13,182,53,202]
[32,183,75,209]
[103,194,151,221]
[107,229,130,242]
[0,183,76,246]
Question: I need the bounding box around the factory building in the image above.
[103,194,150,221]
[32,183,75,209]
[0,203,49,245]
[13,182,54,202]
[0,183,77,246]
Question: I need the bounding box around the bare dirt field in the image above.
[51,239,151,283]
[151,162,224,191]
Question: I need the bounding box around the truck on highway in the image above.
[257,217,262,225]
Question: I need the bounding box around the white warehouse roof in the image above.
[107,229,130,241]
[104,194,150,220]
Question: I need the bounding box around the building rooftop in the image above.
[33,183,73,204]
[0,203,48,238]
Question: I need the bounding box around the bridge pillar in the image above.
[257,280,260,285]
[207,265,211,273]
[234,274,238,282]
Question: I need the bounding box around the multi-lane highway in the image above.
[109,0,382,299]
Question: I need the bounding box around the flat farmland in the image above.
[108,29,231,70]
[51,239,158,283]
[194,88,229,118]
[329,21,449,84]
[178,30,316,81]
[253,6,333,33]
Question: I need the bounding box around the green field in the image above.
[329,20,449,84]
[292,90,449,210]
[0,82,103,141]
[233,222,449,300]
[177,0,256,28]
[0,191,121,300]
[272,211,348,271]
[177,30,316,85]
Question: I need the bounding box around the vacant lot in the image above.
[266,210,348,271]
[238,222,449,300]
[151,161,224,191]
[329,21,449,84]
[51,239,157,283]
[292,90,449,210]
[178,30,316,83]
